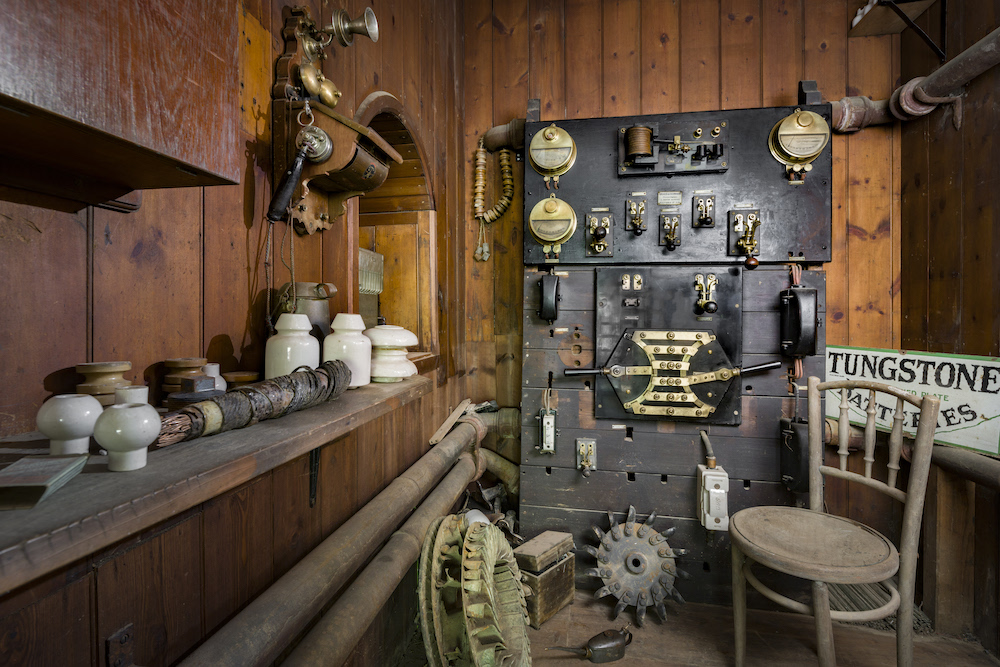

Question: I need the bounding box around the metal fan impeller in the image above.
[583,505,689,626]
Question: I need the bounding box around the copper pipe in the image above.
[481,118,526,152]
[481,448,520,502]
[182,421,484,667]
[283,451,483,666]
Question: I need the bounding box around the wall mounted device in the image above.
[528,123,577,189]
[271,6,401,235]
[768,109,831,183]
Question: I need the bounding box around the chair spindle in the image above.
[837,389,850,471]
[863,389,877,479]
[887,396,904,490]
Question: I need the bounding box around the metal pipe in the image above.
[920,26,1000,97]
[931,445,1000,491]
[283,451,483,666]
[824,417,1000,491]
[831,25,1000,132]
[182,421,482,667]
[481,118,526,152]
[481,448,520,502]
[478,407,521,463]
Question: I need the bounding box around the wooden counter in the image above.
[0,376,432,595]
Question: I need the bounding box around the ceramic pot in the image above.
[93,403,161,471]
[274,282,338,339]
[364,325,419,383]
[36,394,103,456]
[265,313,320,379]
[114,386,149,404]
[201,363,228,391]
[323,313,371,388]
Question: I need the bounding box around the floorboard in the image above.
[527,590,999,666]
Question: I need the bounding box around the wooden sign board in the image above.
[825,345,1000,455]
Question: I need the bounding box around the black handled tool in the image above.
[266,145,310,223]
[547,626,633,663]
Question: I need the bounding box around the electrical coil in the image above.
[473,144,515,225]
[625,126,653,159]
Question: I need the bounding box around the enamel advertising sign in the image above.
[825,346,1000,455]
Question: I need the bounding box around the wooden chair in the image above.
[729,377,940,667]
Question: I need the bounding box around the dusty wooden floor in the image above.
[528,591,999,666]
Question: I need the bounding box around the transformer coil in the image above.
[625,126,654,159]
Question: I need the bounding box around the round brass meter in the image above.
[768,109,831,166]
[528,195,577,246]
[528,124,577,177]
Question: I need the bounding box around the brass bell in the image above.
[297,64,342,108]
[327,7,379,47]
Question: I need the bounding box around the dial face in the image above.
[528,124,578,176]
[768,110,830,165]
[528,197,577,244]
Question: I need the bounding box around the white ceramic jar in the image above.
[114,385,150,405]
[323,313,371,388]
[265,313,321,379]
[36,394,104,456]
[364,325,419,383]
[93,402,161,471]
[201,363,228,391]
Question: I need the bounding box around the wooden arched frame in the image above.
[352,92,440,372]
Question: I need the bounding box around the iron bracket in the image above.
[878,0,945,62]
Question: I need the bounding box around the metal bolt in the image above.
[640,332,646,338]
[654,346,660,353]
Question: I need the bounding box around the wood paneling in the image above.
[0,202,87,437]
[0,573,92,667]
[640,0,680,115]
[96,516,202,667]
[203,475,273,634]
[93,187,204,386]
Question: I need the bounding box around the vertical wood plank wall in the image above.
[462,0,902,527]
[0,1,467,665]
[900,0,1000,651]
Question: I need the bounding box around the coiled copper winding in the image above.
[473,142,514,224]
[625,125,653,159]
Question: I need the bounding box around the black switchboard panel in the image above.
[518,107,832,606]
[522,106,832,266]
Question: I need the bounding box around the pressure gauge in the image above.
[528,195,577,246]
[528,124,577,177]
[768,110,830,167]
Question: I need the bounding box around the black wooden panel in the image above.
[743,311,826,356]
[521,468,793,517]
[521,389,794,441]
[740,352,825,397]
[522,312,595,350]
[742,266,827,312]
[523,106,833,266]
[519,505,808,608]
[521,427,782,482]
[523,267,594,310]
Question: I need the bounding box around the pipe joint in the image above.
[458,413,489,445]
[482,118,526,152]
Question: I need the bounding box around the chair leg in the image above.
[897,577,915,666]
[812,581,836,667]
[732,544,747,667]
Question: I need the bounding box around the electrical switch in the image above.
[538,408,556,454]
[697,463,730,531]
[577,438,597,477]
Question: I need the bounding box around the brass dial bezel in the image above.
[528,124,578,177]
[528,195,577,245]
[767,109,830,166]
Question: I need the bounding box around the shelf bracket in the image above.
[878,0,946,62]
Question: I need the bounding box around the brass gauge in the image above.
[528,194,577,249]
[528,124,577,182]
[768,109,830,167]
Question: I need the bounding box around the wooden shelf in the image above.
[0,376,432,595]
[848,0,936,37]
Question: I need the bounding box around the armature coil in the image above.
[625,126,654,159]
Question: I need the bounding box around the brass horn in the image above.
[327,7,379,47]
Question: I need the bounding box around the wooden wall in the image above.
[900,0,1000,653]
[0,0,468,664]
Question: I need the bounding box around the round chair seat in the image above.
[730,506,898,584]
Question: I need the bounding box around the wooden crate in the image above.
[522,552,575,629]
[514,530,574,573]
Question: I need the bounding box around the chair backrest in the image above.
[807,377,941,554]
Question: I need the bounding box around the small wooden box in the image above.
[514,530,574,573]
[515,531,575,629]
[521,552,575,629]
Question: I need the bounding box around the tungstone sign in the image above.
[826,346,1000,455]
